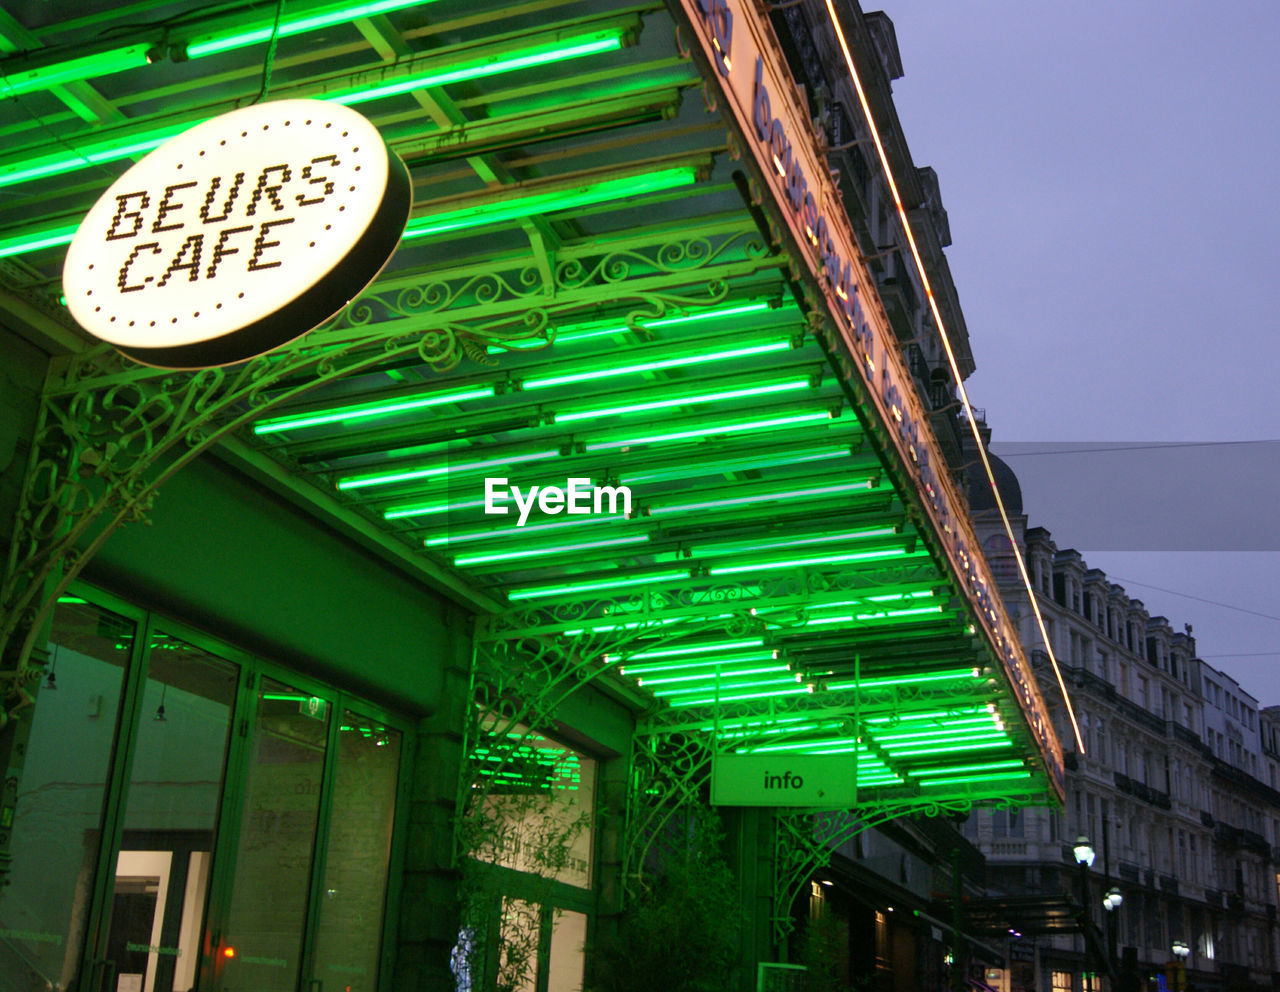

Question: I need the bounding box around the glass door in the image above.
[91,628,240,992]
[306,709,402,992]
[0,597,135,992]
[209,677,331,992]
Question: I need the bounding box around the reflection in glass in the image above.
[310,712,401,992]
[472,723,596,888]
[214,679,328,992]
[102,633,238,992]
[0,598,132,992]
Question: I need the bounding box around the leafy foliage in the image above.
[590,808,742,992]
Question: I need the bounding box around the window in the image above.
[0,587,407,992]
[1052,971,1073,992]
[461,721,599,992]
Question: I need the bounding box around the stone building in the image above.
[965,434,1280,991]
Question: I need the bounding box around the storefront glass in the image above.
[0,598,133,992]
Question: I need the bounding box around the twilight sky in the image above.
[879,1,1280,704]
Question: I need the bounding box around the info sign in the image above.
[63,99,411,369]
[711,753,857,809]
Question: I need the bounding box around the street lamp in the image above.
[1102,887,1122,979]
[1073,836,1096,868]
[1171,940,1189,959]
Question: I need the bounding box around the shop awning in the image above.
[0,0,1062,811]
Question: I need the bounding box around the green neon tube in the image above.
[555,379,811,424]
[918,771,1033,788]
[385,495,496,520]
[337,449,558,491]
[0,29,625,198]
[702,714,832,733]
[800,604,944,629]
[619,651,777,676]
[523,340,791,391]
[626,639,764,660]
[453,534,648,567]
[185,0,436,58]
[864,708,985,724]
[507,569,688,601]
[425,513,616,547]
[586,411,834,454]
[872,725,1004,745]
[690,526,897,559]
[882,740,1015,759]
[738,738,872,757]
[825,668,978,691]
[0,2,439,100]
[640,665,788,691]
[620,445,849,486]
[645,673,795,695]
[874,717,1001,737]
[487,301,791,353]
[0,222,80,259]
[0,44,152,99]
[709,547,910,577]
[405,162,694,238]
[907,760,1027,778]
[333,32,622,106]
[648,479,875,517]
[666,684,811,709]
[0,121,193,191]
[254,386,495,434]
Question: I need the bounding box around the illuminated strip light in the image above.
[507,569,688,601]
[453,534,648,567]
[665,684,811,708]
[708,546,913,576]
[906,760,1028,779]
[487,300,792,353]
[867,719,1003,740]
[337,449,558,491]
[649,479,877,517]
[186,0,435,58]
[621,445,849,485]
[880,740,1015,759]
[798,604,944,627]
[645,673,796,695]
[555,380,812,424]
[645,665,793,691]
[0,222,82,260]
[384,495,503,520]
[918,771,1034,789]
[824,668,978,691]
[820,0,1081,753]
[874,729,1008,748]
[562,613,736,637]
[627,639,765,659]
[254,386,495,434]
[426,514,616,547]
[864,708,984,725]
[620,652,778,677]
[0,1,439,100]
[401,162,696,238]
[0,44,153,99]
[690,525,896,558]
[585,412,831,453]
[0,28,627,196]
[524,340,792,390]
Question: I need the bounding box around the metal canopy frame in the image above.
[0,0,1061,912]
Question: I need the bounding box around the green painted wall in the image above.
[82,452,459,714]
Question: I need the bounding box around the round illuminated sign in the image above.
[63,99,411,369]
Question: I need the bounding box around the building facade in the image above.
[965,438,1280,992]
